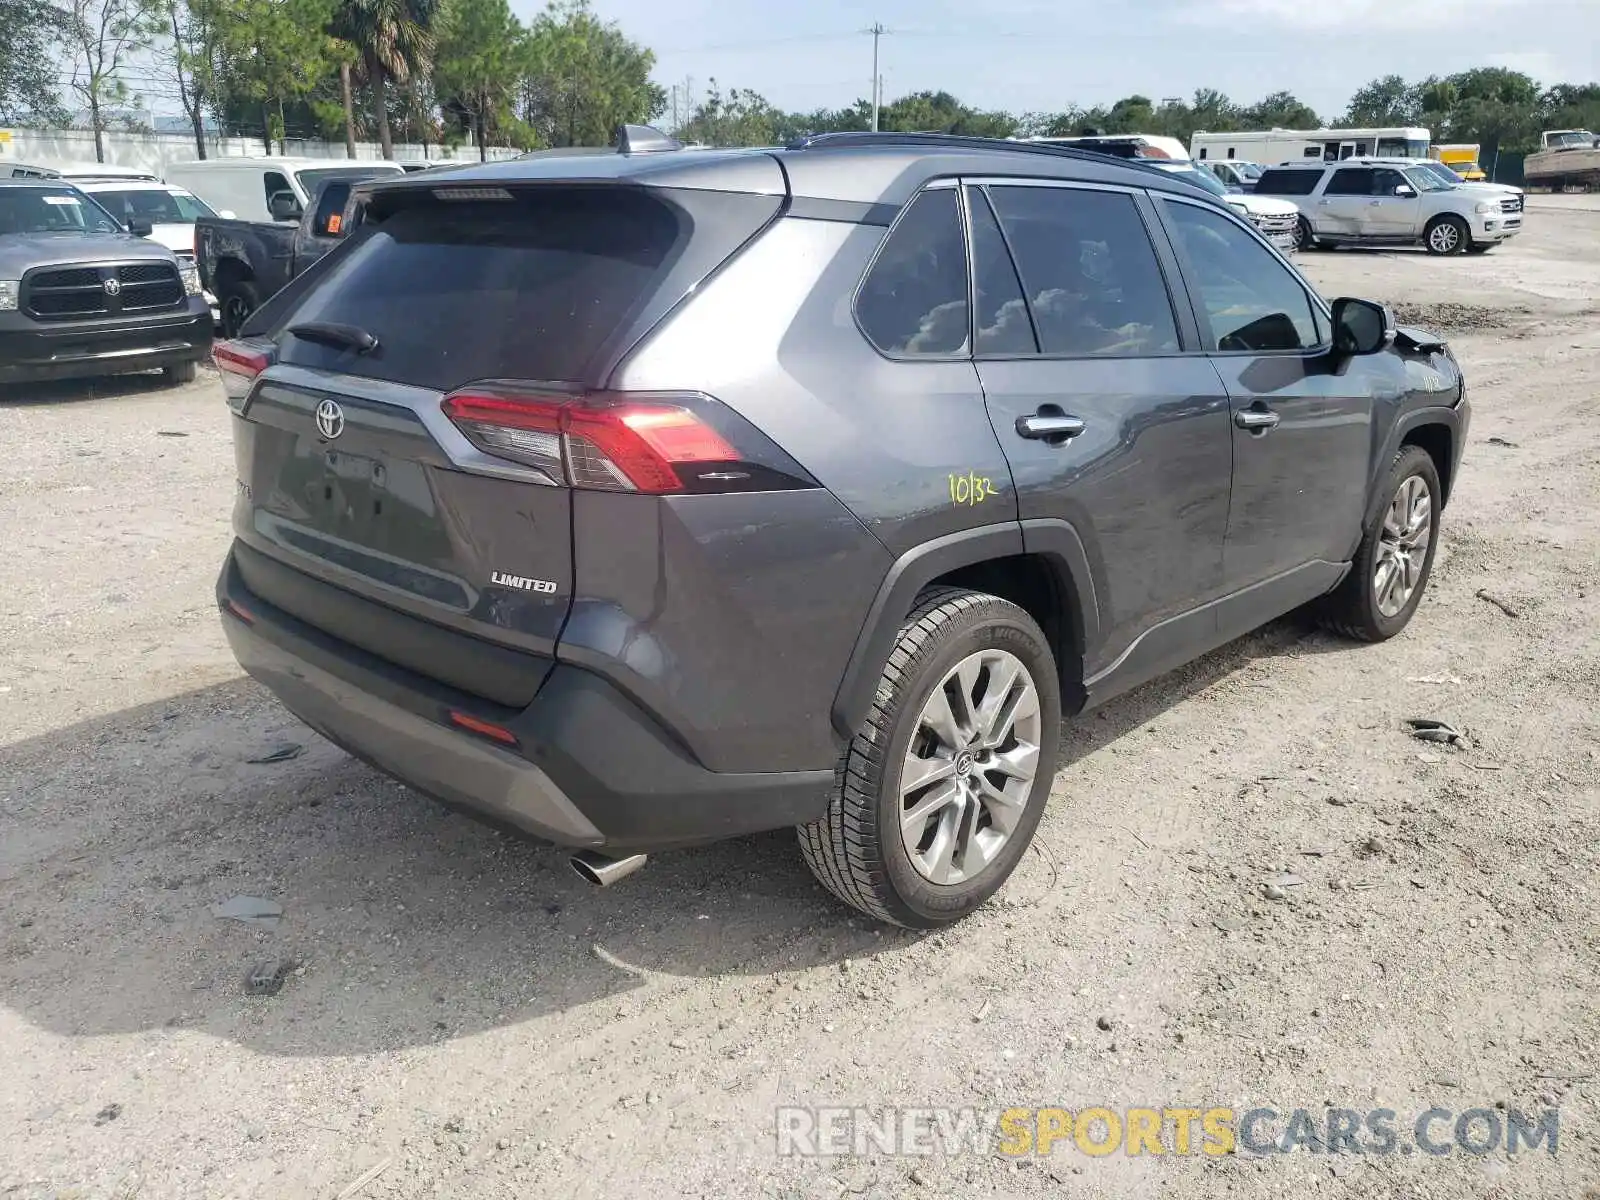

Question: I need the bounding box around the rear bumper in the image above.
[0,302,212,383]
[217,548,834,852]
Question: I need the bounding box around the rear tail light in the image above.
[448,710,519,746]
[214,340,272,410]
[442,389,750,495]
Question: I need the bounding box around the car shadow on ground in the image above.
[0,371,187,405]
[0,613,1361,1058]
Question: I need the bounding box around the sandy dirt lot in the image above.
[2,197,1597,1200]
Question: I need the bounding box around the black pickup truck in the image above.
[195,177,371,337]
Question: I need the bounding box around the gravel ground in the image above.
[2,197,1597,1200]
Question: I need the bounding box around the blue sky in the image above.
[540,0,1599,124]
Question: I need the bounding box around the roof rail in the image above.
[615,124,684,155]
[784,130,1121,166]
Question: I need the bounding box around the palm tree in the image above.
[330,0,439,160]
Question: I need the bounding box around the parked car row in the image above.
[0,156,413,388]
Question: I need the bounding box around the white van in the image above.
[164,157,405,223]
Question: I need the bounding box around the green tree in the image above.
[330,0,440,159]
[434,0,525,158]
[214,0,343,152]
[881,90,1016,137]
[1341,75,1419,127]
[66,0,163,160]
[679,79,782,146]
[1,0,68,124]
[521,0,663,147]
[1238,90,1319,130]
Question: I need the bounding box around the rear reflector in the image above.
[221,598,256,625]
[442,389,741,494]
[448,710,519,746]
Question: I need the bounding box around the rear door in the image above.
[230,185,721,700]
[968,180,1234,682]
[1155,195,1378,589]
[1314,167,1375,237]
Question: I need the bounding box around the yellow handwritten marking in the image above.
[949,471,999,507]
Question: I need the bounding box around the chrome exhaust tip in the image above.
[570,851,649,888]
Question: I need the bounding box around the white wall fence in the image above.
[1,127,520,177]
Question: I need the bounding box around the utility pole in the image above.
[867,23,887,131]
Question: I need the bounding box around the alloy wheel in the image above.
[1373,474,1433,617]
[898,649,1042,885]
[1429,222,1461,253]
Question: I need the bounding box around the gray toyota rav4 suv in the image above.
[215,129,1469,928]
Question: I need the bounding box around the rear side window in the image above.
[856,189,969,357]
[274,188,689,389]
[1325,168,1375,196]
[967,187,1035,354]
[1256,169,1320,195]
[1163,200,1322,352]
[986,185,1178,357]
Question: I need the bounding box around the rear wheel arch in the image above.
[831,525,1094,740]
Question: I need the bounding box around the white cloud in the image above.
[1180,0,1522,32]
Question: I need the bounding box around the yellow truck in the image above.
[1433,144,1487,181]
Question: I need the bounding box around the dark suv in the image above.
[214,130,1469,928]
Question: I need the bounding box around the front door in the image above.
[1366,166,1424,238]
[965,180,1234,683]
[1155,196,1382,591]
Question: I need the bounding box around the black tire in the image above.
[1319,445,1442,642]
[1466,243,1493,254]
[219,278,260,338]
[163,359,198,385]
[1294,216,1319,251]
[797,587,1062,928]
[1424,215,1469,256]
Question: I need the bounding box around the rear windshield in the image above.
[273,187,689,390]
[1255,169,1321,196]
[294,166,405,195]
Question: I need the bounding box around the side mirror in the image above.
[218,209,237,220]
[1331,297,1395,357]
[268,191,301,221]
[128,218,154,237]
[1393,185,1416,197]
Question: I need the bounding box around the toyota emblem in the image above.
[314,398,345,440]
[102,277,121,296]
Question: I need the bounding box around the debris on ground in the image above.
[1405,718,1472,748]
[1096,1015,1114,1032]
[334,1158,392,1199]
[1407,674,1462,685]
[211,895,283,929]
[93,1103,122,1126]
[246,742,304,764]
[155,430,190,438]
[1212,915,1248,932]
[1474,588,1522,619]
[1486,436,1518,448]
[244,959,294,997]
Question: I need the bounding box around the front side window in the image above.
[856,189,969,357]
[1163,200,1321,353]
[1371,168,1410,195]
[263,171,293,206]
[1403,167,1451,193]
[986,185,1179,357]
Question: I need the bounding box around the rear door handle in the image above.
[1234,408,1281,433]
[1015,414,1086,441]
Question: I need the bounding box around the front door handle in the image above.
[1016,413,1086,441]
[1234,407,1281,433]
